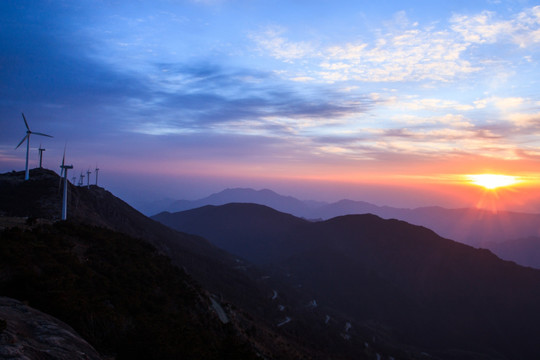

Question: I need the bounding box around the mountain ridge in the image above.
[154,187,540,267]
[153,202,540,359]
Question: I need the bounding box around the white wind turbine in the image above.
[59,148,73,220]
[15,113,53,180]
[86,169,91,188]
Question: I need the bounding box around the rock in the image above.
[0,297,104,360]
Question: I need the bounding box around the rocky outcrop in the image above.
[0,297,103,360]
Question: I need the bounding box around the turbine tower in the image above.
[15,113,53,180]
[95,166,100,186]
[86,169,91,188]
[59,150,73,220]
[78,172,84,187]
[38,144,45,168]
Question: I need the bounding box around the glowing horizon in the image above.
[1,1,540,213]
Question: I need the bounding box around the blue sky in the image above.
[2,0,540,211]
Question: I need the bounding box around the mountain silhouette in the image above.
[155,187,540,267]
[154,203,540,359]
[162,187,323,216]
[154,203,312,264]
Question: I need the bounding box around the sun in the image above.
[466,174,520,190]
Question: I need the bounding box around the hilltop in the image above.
[1,169,405,359]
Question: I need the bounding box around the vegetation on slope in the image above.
[0,222,257,360]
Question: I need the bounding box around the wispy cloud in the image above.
[249,27,315,63]
[451,6,540,47]
[128,62,377,136]
[250,15,478,83]
[250,7,540,84]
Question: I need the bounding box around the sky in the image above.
[2,0,540,213]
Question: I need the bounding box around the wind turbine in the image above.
[59,148,73,220]
[78,172,84,187]
[15,113,53,180]
[86,169,91,188]
[38,144,45,168]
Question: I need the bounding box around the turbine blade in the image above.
[21,113,29,131]
[32,132,53,138]
[15,134,29,149]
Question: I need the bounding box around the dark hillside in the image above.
[307,215,540,357]
[0,222,257,359]
[154,203,312,264]
[1,169,403,359]
[0,169,274,317]
[155,204,540,359]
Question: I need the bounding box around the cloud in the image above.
[250,7,540,85]
[450,6,540,47]
[3,1,540,181]
[0,1,375,142]
[0,3,149,113]
[127,62,378,136]
[249,27,315,63]
[507,112,540,130]
[450,11,513,44]
[321,27,478,82]
[250,15,479,83]
[396,98,476,112]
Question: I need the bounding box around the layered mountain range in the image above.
[153,203,540,359]
[150,187,540,268]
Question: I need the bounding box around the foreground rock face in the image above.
[0,297,103,360]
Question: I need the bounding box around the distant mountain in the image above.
[156,187,540,267]
[163,187,325,217]
[154,203,540,359]
[154,203,312,264]
[134,197,177,217]
[311,204,540,248]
